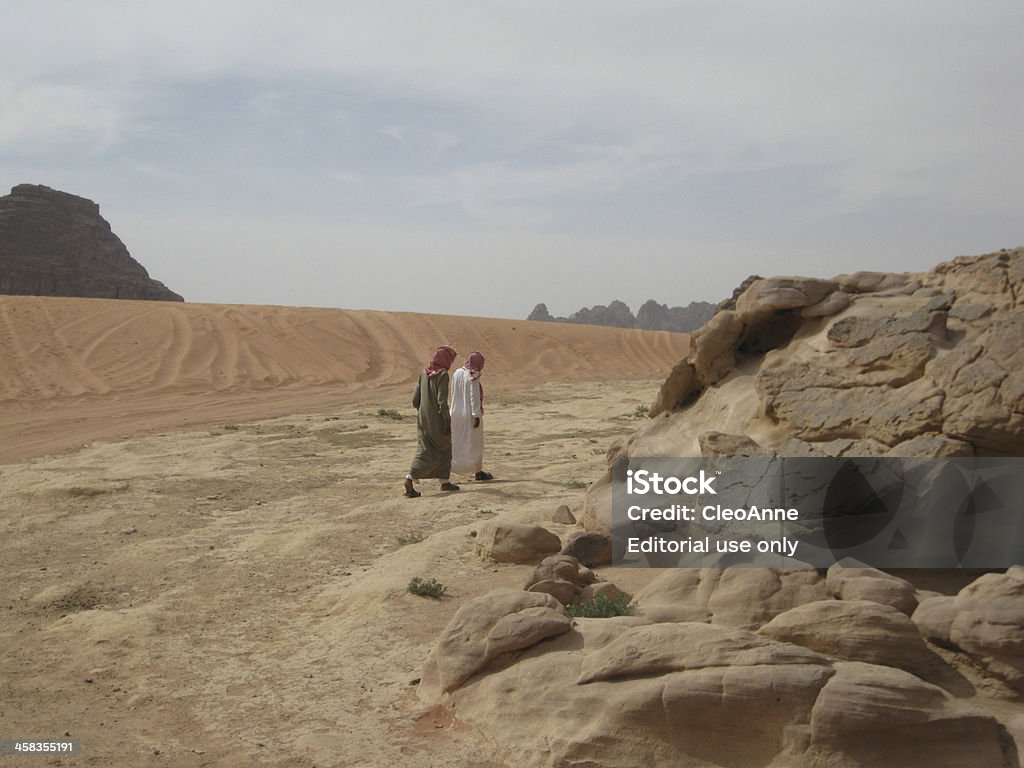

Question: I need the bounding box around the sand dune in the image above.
[0,295,689,462]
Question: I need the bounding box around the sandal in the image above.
[404,478,421,498]
[475,471,493,481]
[440,482,460,492]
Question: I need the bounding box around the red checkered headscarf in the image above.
[464,351,485,379]
[464,350,484,404]
[426,345,457,378]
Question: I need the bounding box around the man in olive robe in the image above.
[404,345,460,497]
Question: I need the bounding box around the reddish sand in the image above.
[0,295,689,463]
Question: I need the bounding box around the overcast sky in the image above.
[2,2,1022,318]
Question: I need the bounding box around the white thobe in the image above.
[450,366,484,475]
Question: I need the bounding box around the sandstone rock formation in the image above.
[472,520,562,564]
[524,554,596,604]
[634,567,830,628]
[422,247,1024,767]
[590,248,1024,519]
[758,599,937,677]
[420,590,1012,767]
[551,504,576,524]
[0,184,183,301]
[558,530,612,567]
[630,250,1024,456]
[909,567,1024,694]
[418,589,571,698]
[527,298,715,333]
[826,562,919,616]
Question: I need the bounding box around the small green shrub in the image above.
[407,577,446,598]
[377,408,403,420]
[632,404,649,418]
[567,593,636,619]
[566,479,588,489]
[223,424,240,431]
[397,533,424,546]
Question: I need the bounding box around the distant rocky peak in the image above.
[529,298,715,333]
[0,184,184,302]
[527,303,554,322]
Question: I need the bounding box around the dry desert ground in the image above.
[0,295,688,767]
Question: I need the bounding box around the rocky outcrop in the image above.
[0,184,183,301]
[603,247,1024,457]
[527,298,715,333]
[526,302,554,322]
[571,299,637,329]
[636,299,717,333]
[424,247,1024,767]
[420,594,1012,767]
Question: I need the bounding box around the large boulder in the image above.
[807,662,1006,767]
[912,595,959,647]
[525,554,593,605]
[948,568,1024,691]
[418,589,571,697]
[473,521,562,564]
[559,530,612,567]
[826,563,919,616]
[759,599,936,677]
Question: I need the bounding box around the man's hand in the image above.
[473,417,481,429]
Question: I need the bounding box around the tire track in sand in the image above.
[0,299,53,399]
[34,298,111,396]
[149,306,194,392]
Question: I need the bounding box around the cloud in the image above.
[0,78,125,156]
[2,2,1022,313]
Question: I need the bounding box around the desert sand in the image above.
[0,295,687,464]
[0,294,686,766]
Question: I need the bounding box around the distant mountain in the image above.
[0,184,183,301]
[528,299,715,333]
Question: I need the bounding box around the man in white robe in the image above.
[449,351,492,480]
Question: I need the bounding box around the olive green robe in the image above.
[409,369,452,479]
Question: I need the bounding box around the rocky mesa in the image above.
[529,298,715,333]
[0,184,183,302]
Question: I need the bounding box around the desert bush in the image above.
[567,593,636,618]
[407,577,446,598]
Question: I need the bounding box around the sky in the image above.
[2,2,1022,319]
